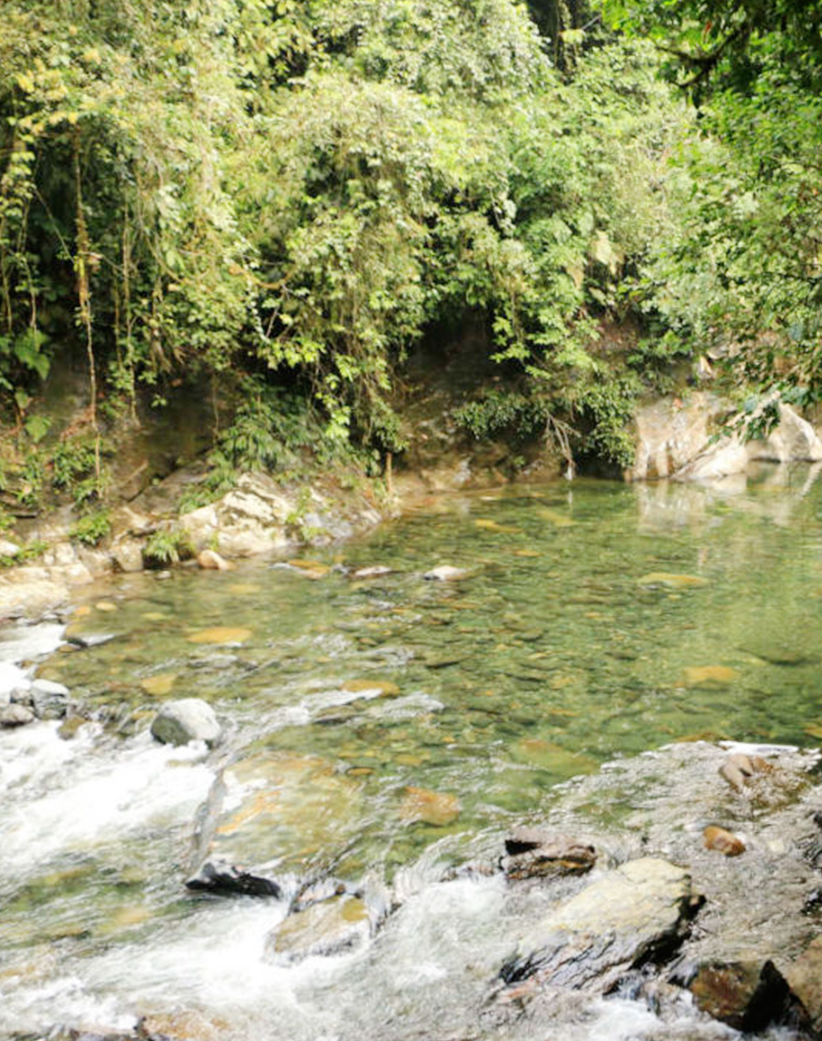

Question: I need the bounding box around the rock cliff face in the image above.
[626,393,822,483]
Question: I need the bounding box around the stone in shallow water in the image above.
[351,565,393,579]
[150,697,222,748]
[400,786,460,826]
[186,860,282,897]
[638,572,709,589]
[186,626,252,644]
[341,678,400,697]
[267,893,370,962]
[197,548,233,571]
[683,665,739,688]
[0,702,35,727]
[500,858,700,992]
[719,752,770,791]
[187,752,364,892]
[423,565,469,581]
[140,673,177,697]
[703,825,745,857]
[502,829,597,880]
[30,677,70,719]
[140,1009,231,1041]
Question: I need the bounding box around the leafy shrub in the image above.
[70,509,111,546]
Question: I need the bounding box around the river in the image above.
[2,468,821,1040]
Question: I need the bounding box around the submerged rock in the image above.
[187,752,364,895]
[266,893,370,962]
[150,698,222,748]
[500,858,700,992]
[400,786,461,826]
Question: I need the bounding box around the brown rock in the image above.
[503,828,596,879]
[140,1009,230,1040]
[783,935,822,1036]
[703,825,746,856]
[197,548,232,571]
[690,959,791,1031]
[719,753,771,791]
[400,786,460,826]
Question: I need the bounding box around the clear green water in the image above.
[3,468,822,1038]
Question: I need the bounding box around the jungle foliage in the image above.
[5,0,793,487]
[605,0,822,403]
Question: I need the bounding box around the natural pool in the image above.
[2,467,822,1040]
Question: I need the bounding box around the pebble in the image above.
[704,825,746,856]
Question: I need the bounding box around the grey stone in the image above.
[0,703,36,727]
[150,697,222,747]
[112,537,145,573]
[31,677,70,719]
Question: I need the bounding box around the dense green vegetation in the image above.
[606,0,822,400]
[1,0,819,514]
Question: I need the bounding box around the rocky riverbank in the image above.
[3,390,822,625]
[6,728,822,1041]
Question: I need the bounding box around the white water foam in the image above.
[0,727,214,876]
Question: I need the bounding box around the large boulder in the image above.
[179,472,382,557]
[500,858,700,992]
[628,393,822,484]
[627,393,729,481]
[747,403,822,463]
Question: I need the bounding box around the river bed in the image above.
[2,469,822,1040]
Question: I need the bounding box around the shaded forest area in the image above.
[1,0,822,527]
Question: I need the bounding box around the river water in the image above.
[2,468,822,1040]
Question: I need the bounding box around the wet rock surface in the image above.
[500,858,698,991]
[502,829,597,880]
[186,751,364,895]
[266,892,371,962]
[486,740,822,1036]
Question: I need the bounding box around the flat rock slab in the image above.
[501,858,697,991]
[188,752,363,895]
